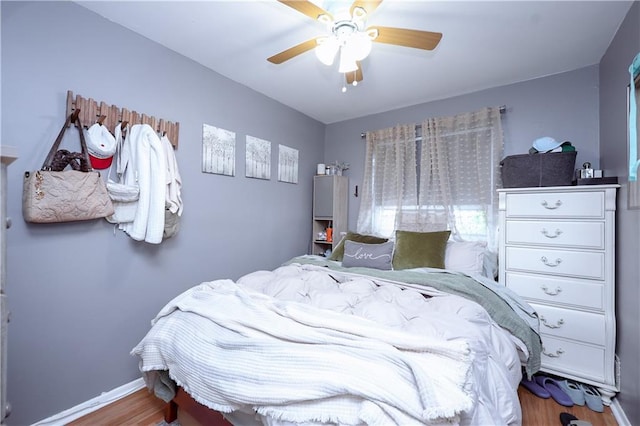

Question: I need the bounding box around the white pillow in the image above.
[444,241,487,276]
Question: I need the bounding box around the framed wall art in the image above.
[246,135,271,180]
[278,144,299,184]
[202,124,235,176]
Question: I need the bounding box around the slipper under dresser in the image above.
[498,184,619,404]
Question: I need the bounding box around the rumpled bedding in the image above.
[132,261,531,425]
[286,255,541,377]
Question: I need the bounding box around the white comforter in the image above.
[132,263,523,425]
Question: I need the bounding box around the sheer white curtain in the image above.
[356,107,504,249]
[420,107,504,250]
[356,124,417,237]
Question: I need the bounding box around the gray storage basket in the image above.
[500,151,577,188]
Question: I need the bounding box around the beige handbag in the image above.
[23,111,114,223]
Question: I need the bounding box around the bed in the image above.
[131,234,541,426]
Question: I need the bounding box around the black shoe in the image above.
[560,412,592,426]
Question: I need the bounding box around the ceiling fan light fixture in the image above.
[314,4,375,75]
[338,46,358,73]
[348,31,373,61]
[315,36,339,65]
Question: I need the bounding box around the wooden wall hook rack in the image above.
[65,90,180,148]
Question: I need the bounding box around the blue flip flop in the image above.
[580,384,604,413]
[558,379,586,405]
[520,375,551,398]
[535,375,574,406]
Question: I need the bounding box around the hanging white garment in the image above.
[120,124,167,244]
[105,124,139,224]
[162,134,182,216]
[162,134,182,239]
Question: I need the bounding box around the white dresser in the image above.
[498,185,619,404]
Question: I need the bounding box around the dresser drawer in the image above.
[540,335,606,383]
[505,220,604,249]
[505,247,604,280]
[531,303,605,345]
[505,272,604,310]
[504,191,604,219]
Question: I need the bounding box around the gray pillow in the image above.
[329,231,389,261]
[342,240,394,270]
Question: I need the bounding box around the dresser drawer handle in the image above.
[540,285,562,295]
[541,200,562,209]
[540,315,564,329]
[541,256,562,267]
[542,346,565,358]
[541,228,563,238]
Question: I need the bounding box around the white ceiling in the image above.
[75,1,633,124]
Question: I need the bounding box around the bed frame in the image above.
[164,386,232,425]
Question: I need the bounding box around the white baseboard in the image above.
[611,398,631,426]
[31,378,145,426]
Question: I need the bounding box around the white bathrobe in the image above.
[120,124,167,244]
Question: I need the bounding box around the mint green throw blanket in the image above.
[286,256,541,378]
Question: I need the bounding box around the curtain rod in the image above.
[360,105,506,139]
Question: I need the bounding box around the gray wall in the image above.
[599,1,640,424]
[1,2,324,424]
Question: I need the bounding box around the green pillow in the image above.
[392,230,451,270]
[329,231,389,261]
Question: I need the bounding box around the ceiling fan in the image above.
[267,0,443,87]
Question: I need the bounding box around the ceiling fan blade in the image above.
[369,26,442,50]
[278,0,333,22]
[350,0,383,16]
[346,62,364,85]
[267,38,318,64]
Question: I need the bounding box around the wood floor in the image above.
[517,386,618,426]
[68,385,619,426]
[67,388,165,426]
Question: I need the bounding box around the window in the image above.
[357,107,504,250]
